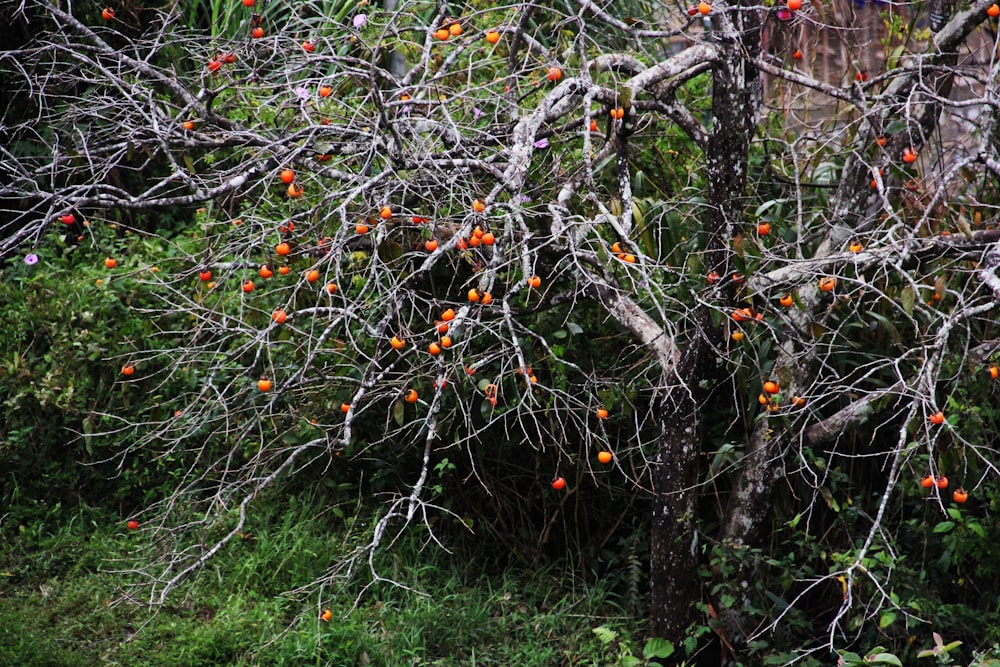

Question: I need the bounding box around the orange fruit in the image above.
[589,119,598,132]
[731,331,745,341]
[436,322,449,334]
[428,342,442,355]
[481,232,495,246]
[276,242,291,255]
[305,269,319,283]
[321,609,333,622]
[242,280,255,293]
[356,223,370,234]
[792,50,802,60]
[758,393,770,406]
[126,519,139,530]
[259,265,273,278]
[278,266,290,275]
[325,282,337,294]
[472,199,486,213]
[791,395,806,407]
[902,148,918,164]
[441,308,456,322]
[849,242,863,252]
[440,336,453,348]
[929,411,945,425]
[818,277,837,292]
[597,451,612,464]
[779,294,793,307]
[787,0,801,9]
[435,28,450,40]
[485,30,500,44]
[199,270,212,281]
[182,120,196,130]
[319,85,333,98]
[990,3,1000,17]
[468,288,480,302]
[953,488,968,503]
[757,222,771,236]
[287,183,303,198]
[101,7,115,19]
[280,169,295,184]
[610,107,624,120]
[302,41,316,52]
[990,365,999,379]
[763,381,780,395]
[920,475,935,488]
[527,275,541,289]
[876,136,887,147]
[272,310,287,324]
[379,206,393,220]
[404,389,419,403]
[425,239,438,252]
[104,257,117,269]
[622,254,636,263]
[257,378,272,392]
[551,477,566,490]
[251,26,264,38]
[480,292,493,305]
[449,22,462,36]
[698,1,711,13]
[596,407,609,419]
[340,403,350,413]
[936,475,949,489]
[547,67,562,82]
[121,363,135,376]
[390,336,406,350]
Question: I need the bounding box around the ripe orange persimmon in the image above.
[436,322,449,334]
[485,30,500,43]
[325,282,337,294]
[449,22,462,36]
[481,232,495,246]
[596,407,609,419]
[121,363,135,376]
[779,294,793,307]
[59,214,75,225]
[287,183,303,198]
[590,119,598,132]
[305,269,319,283]
[902,148,918,163]
[259,265,273,278]
[356,223,370,234]
[321,609,333,622]
[272,310,287,324]
[242,280,255,293]
[379,206,393,220]
[989,365,998,379]
[441,308,456,322]
[849,242,863,252]
[929,411,945,425]
[953,488,968,503]
[528,275,541,289]
[251,26,264,38]
[278,266,290,275]
[547,67,562,82]
[792,49,802,60]
[787,0,801,9]
[319,85,333,98]
[876,136,887,147]
[276,242,291,256]
[936,475,949,489]
[763,381,780,395]
[404,389,418,403]
[472,199,486,213]
[990,3,1000,17]
[818,277,837,292]
[302,40,316,52]
[610,107,624,120]
[199,270,212,281]
[468,288,480,302]
[434,28,450,40]
[597,451,613,464]
[390,336,406,350]
[480,292,493,305]
[731,331,745,341]
[921,475,935,489]
[791,395,807,407]
[102,6,115,19]
[280,170,295,184]
[257,378,272,392]
[126,519,139,530]
[425,239,438,252]
[340,403,350,413]
[428,342,442,355]
[757,222,771,236]
[440,336,453,348]
[698,1,711,14]
[104,257,117,269]
[551,477,566,490]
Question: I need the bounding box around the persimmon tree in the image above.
[4,0,1000,661]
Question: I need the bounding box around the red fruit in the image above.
[920,475,934,489]
[787,0,801,9]
[547,67,562,82]
[551,477,566,490]
[243,0,254,6]
[302,41,316,52]
[59,214,75,225]
[936,476,948,489]
[127,520,139,530]
[902,148,918,164]
[929,411,945,425]
[280,169,295,184]
[989,3,999,17]
[199,270,212,281]
[101,7,115,20]
[251,26,264,38]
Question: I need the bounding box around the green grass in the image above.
[0,496,645,666]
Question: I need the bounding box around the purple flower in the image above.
[776,8,792,20]
[472,107,485,120]
[533,138,549,149]
[24,253,38,266]
[293,86,310,100]
[353,14,367,28]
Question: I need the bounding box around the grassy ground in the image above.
[0,496,647,666]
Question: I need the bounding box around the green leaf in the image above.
[392,399,404,426]
[879,611,896,629]
[932,521,955,534]
[643,638,675,660]
[868,652,902,666]
[591,625,618,645]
